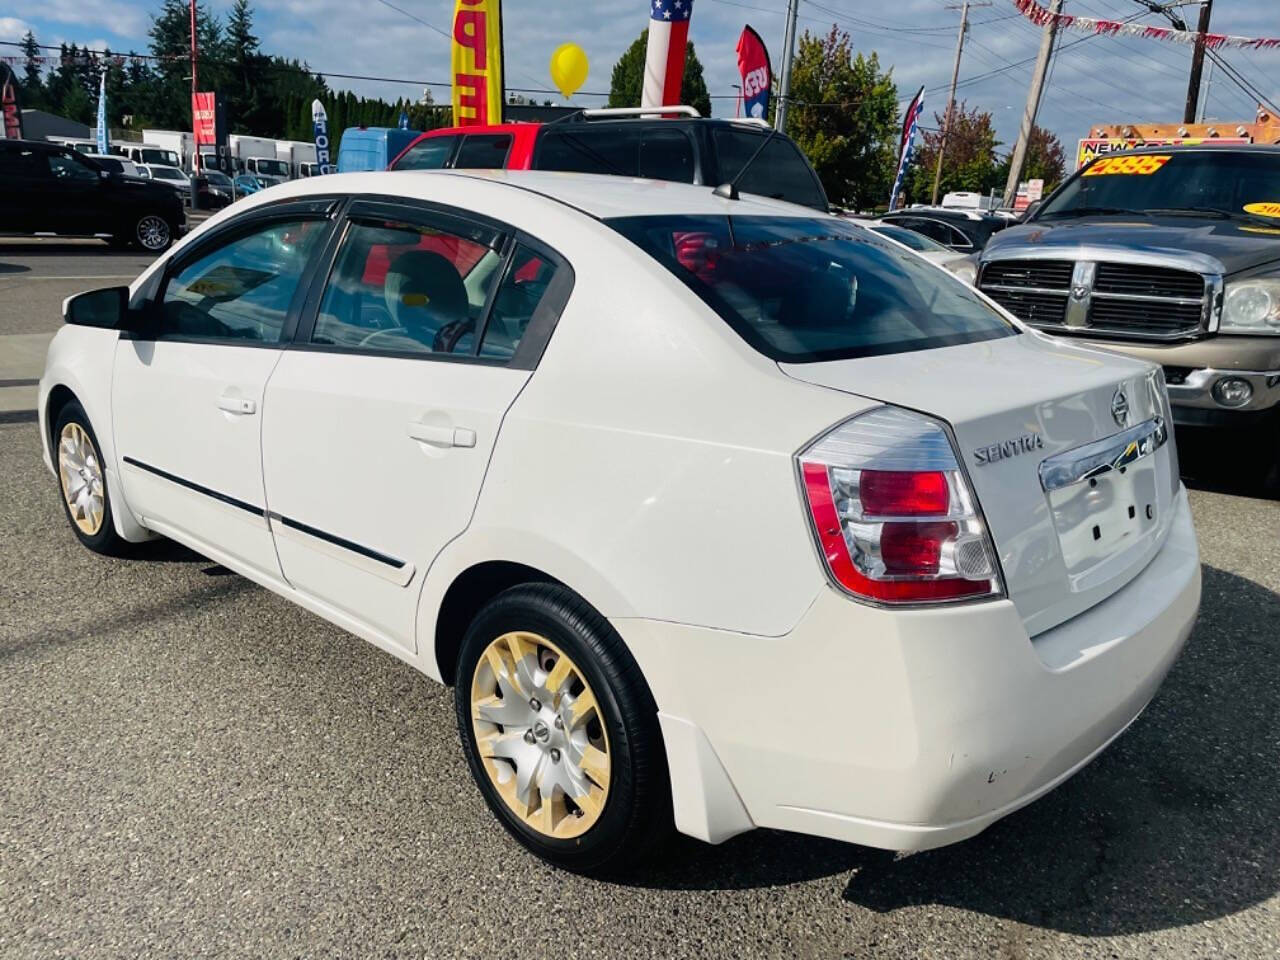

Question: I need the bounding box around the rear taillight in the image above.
[798,406,1002,605]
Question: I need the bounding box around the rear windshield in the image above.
[607,215,1016,362]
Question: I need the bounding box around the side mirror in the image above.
[1024,199,1043,220]
[63,286,130,329]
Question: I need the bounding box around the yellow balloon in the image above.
[549,43,589,99]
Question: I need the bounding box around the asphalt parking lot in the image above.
[2,240,1278,959]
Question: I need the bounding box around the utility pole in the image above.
[1184,0,1213,124]
[775,0,799,133]
[1002,0,1062,208]
[189,0,199,172]
[931,1,990,206]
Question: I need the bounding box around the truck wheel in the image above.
[133,214,173,252]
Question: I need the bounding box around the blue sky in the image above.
[4,0,1278,160]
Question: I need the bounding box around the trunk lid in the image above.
[780,332,1180,635]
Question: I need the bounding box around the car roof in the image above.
[286,169,826,220]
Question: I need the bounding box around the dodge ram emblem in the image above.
[1111,387,1130,427]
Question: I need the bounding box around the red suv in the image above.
[388,109,830,212]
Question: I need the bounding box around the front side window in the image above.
[607,214,1016,363]
[454,134,513,169]
[393,136,456,170]
[160,219,327,343]
[711,130,826,211]
[313,216,504,356]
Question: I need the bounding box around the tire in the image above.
[455,583,671,874]
[132,213,173,252]
[52,401,129,556]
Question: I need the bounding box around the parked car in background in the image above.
[879,207,1010,253]
[0,138,183,250]
[196,170,235,209]
[82,154,141,178]
[389,108,830,212]
[40,170,1198,875]
[979,144,1280,488]
[233,173,267,198]
[114,143,183,170]
[137,163,192,204]
[337,126,422,173]
[863,219,978,282]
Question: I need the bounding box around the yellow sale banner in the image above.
[1076,137,1249,170]
[451,0,504,127]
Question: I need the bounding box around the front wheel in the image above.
[53,401,129,555]
[455,584,671,874]
[132,213,173,252]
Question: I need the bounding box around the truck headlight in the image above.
[1221,277,1280,334]
[945,258,978,285]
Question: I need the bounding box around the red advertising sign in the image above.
[192,91,217,148]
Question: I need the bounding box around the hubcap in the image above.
[137,215,169,251]
[57,422,105,535]
[470,632,611,839]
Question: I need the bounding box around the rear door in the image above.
[260,198,572,653]
[0,142,40,232]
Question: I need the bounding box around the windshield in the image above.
[1038,151,1280,220]
[151,167,186,181]
[254,159,289,177]
[140,149,180,167]
[607,215,1016,363]
[205,171,232,186]
[870,224,949,253]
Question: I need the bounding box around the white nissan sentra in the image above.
[39,170,1200,873]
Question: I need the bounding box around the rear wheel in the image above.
[53,401,128,555]
[455,584,671,874]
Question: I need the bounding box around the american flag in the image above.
[642,0,696,110]
[889,86,925,211]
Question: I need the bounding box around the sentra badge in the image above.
[974,433,1044,466]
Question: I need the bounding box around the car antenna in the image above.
[712,125,781,201]
[544,109,587,127]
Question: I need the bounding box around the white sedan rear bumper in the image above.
[616,486,1200,851]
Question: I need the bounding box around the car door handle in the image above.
[217,394,257,416]
[407,422,476,448]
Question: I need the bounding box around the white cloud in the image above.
[0,17,33,42]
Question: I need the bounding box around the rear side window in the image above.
[312,217,504,356]
[0,145,41,177]
[454,134,513,169]
[536,127,641,177]
[477,245,556,360]
[394,136,457,170]
[712,130,826,211]
[607,215,1015,363]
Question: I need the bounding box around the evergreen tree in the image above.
[608,30,712,118]
[19,31,44,110]
[149,0,225,128]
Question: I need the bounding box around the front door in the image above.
[261,200,567,652]
[112,209,334,580]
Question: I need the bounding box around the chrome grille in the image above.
[979,257,1211,340]
[981,260,1074,290]
[983,288,1068,326]
[1093,263,1205,300]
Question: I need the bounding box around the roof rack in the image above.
[579,106,701,120]
[726,117,771,129]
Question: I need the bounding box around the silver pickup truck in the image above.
[978,145,1280,487]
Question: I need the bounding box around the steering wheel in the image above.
[433,319,476,353]
[357,327,410,348]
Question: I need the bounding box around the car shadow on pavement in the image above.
[1178,429,1278,501]
[626,565,1280,937]
[0,262,31,274]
